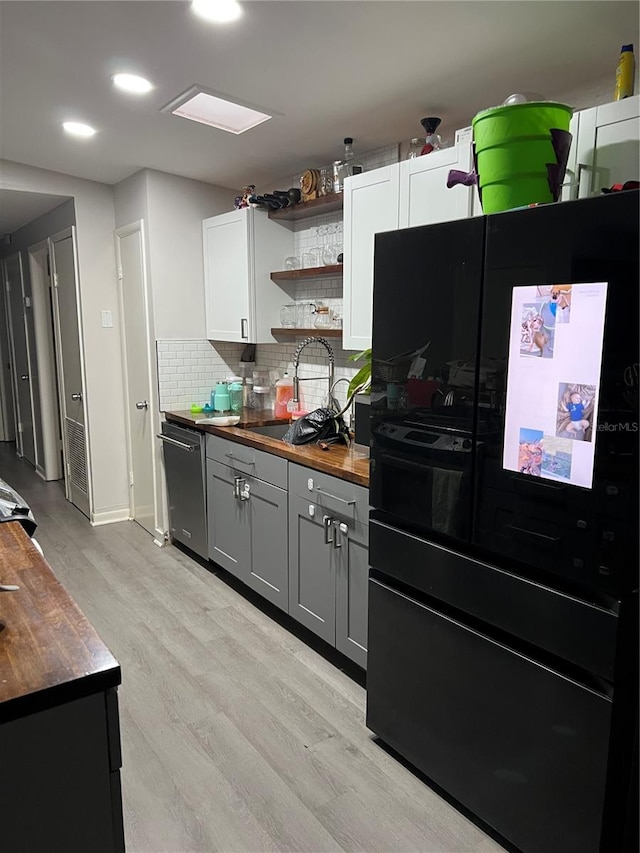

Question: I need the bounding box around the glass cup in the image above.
[322,223,338,265]
[296,302,316,328]
[280,304,297,327]
[284,256,300,270]
[303,248,321,268]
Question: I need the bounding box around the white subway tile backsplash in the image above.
[156,339,245,411]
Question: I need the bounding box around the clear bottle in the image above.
[343,137,363,178]
[407,137,424,159]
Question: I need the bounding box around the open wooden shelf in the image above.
[271,327,342,338]
[271,264,343,282]
[268,193,343,221]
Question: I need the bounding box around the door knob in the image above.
[136,401,149,410]
[21,374,29,381]
[71,392,82,400]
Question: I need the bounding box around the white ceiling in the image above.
[0,1,638,195]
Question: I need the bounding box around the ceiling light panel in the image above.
[165,88,272,134]
[62,121,97,138]
[191,0,243,23]
[112,73,153,94]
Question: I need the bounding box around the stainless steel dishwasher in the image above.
[158,421,207,559]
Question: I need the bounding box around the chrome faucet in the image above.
[292,336,335,405]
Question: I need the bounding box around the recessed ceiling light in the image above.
[62,121,97,138]
[191,0,243,23]
[112,73,154,95]
[162,86,272,134]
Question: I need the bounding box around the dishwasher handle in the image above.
[157,434,196,452]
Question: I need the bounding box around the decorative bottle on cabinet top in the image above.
[614,44,635,100]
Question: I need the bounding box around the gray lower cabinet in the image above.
[205,438,369,666]
[206,437,288,612]
[288,464,369,668]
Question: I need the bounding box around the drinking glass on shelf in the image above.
[296,302,316,328]
[334,222,343,260]
[284,256,300,270]
[280,304,297,327]
[322,223,338,265]
[319,168,332,197]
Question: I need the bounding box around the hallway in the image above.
[0,444,505,853]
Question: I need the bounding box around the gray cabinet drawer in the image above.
[288,462,369,525]
[206,434,287,488]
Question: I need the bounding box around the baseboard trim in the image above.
[35,465,46,480]
[90,508,131,527]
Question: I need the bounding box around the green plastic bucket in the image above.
[472,102,573,213]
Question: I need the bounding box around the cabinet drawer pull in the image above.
[333,521,349,549]
[241,318,248,339]
[316,487,356,506]
[323,514,334,545]
[226,451,254,466]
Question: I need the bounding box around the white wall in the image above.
[145,169,235,340]
[0,160,129,522]
[114,168,235,539]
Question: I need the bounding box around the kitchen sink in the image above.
[246,423,290,439]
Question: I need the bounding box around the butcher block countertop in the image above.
[0,521,121,724]
[165,409,370,488]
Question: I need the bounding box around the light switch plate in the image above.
[101,309,113,328]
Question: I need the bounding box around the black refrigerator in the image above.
[366,191,638,853]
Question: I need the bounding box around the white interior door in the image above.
[50,231,90,518]
[29,243,64,481]
[3,253,35,462]
[116,224,156,536]
[0,272,16,442]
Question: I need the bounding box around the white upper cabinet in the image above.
[343,145,476,351]
[342,166,400,352]
[203,207,293,343]
[570,95,639,199]
[399,142,478,229]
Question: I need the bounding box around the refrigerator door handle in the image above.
[506,524,561,547]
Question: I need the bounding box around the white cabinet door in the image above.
[574,96,640,198]
[343,166,400,351]
[203,207,293,343]
[399,142,477,228]
[203,209,251,342]
[561,111,581,201]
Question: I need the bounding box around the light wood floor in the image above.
[1,445,507,853]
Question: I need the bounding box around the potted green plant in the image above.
[347,348,372,445]
[347,348,372,398]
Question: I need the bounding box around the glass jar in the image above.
[251,385,273,411]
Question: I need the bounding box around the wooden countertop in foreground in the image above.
[0,521,120,724]
[165,410,370,488]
